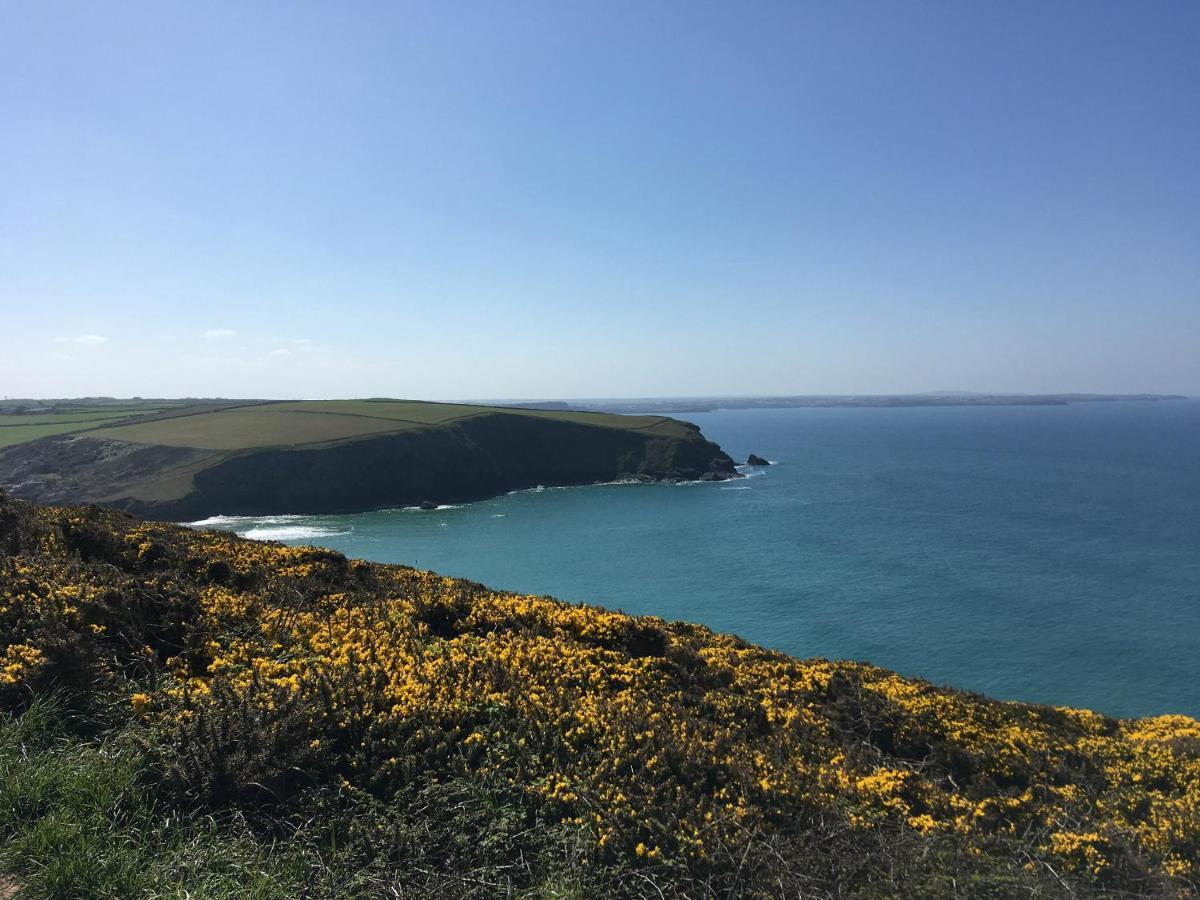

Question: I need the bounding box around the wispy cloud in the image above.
[270,348,291,356]
[52,334,108,346]
[291,338,312,346]
[201,328,238,340]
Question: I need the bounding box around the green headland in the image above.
[0,399,738,520]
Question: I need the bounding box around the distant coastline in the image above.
[492,392,1189,415]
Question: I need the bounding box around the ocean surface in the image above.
[192,400,1200,719]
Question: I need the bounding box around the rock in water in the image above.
[746,454,771,466]
[419,500,438,510]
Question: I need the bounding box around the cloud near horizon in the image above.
[52,334,108,346]
[201,328,238,340]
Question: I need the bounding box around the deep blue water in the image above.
[194,400,1200,719]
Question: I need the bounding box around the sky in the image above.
[2,1,1198,400]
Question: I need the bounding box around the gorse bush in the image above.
[1,492,1198,897]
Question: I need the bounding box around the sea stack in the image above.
[746,453,771,466]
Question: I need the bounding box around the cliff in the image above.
[0,401,738,520]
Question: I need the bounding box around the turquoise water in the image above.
[193,400,1200,719]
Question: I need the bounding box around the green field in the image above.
[0,410,164,426]
[0,399,688,452]
[276,399,685,431]
[65,399,689,451]
[95,407,419,450]
[0,421,129,449]
[0,401,191,448]
[0,411,179,448]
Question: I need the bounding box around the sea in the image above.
[190,400,1200,720]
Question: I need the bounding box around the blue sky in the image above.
[2,1,1197,399]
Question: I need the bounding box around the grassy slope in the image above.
[0,399,688,453]
[0,401,226,449]
[92,400,690,450]
[0,408,176,449]
[1,496,1197,898]
[0,422,125,450]
[0,410,166,426]
[0,400,716,517]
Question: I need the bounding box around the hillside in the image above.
[0,399,738,520]
[1,495,1197,898]
[0,398,235,449]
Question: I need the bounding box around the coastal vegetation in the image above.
[1,493,1197,898]
[0,399,737,520]
[0,399,691,452]
[0,400,189,449]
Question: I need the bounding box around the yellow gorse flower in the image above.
[2,500,1199,885]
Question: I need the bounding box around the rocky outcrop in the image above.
[746,453,770,466]
[0,412,739,520]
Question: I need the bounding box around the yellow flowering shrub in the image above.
[0,642,45,686]
[1,494,1198,896]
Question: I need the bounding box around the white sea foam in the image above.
[735,467,767,479]
[190,513,313,527]
[506,476,715,497]
[188,514,254,528]
[241,525,350,541]
[186,514,349,541]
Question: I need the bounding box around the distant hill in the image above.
[0,399,737,520]
[532,393,1190,415]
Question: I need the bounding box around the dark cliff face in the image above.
[145,413,738,519]
[3,413,738,520]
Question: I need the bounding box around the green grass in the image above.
[0,399,689,452]
[0,694,609,899]
[0,411,164,426]
[96,406,419,450]
[273,399,674,431]
[0,422,136,449]
[0,407,179,448]
[0,696,308,900]
[87,400,689,450]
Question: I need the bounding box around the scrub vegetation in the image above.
[1,494,1197,898]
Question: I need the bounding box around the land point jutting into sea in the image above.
[5,2,1199,896]
[0,398,739,520]
[1,395,1198,896]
